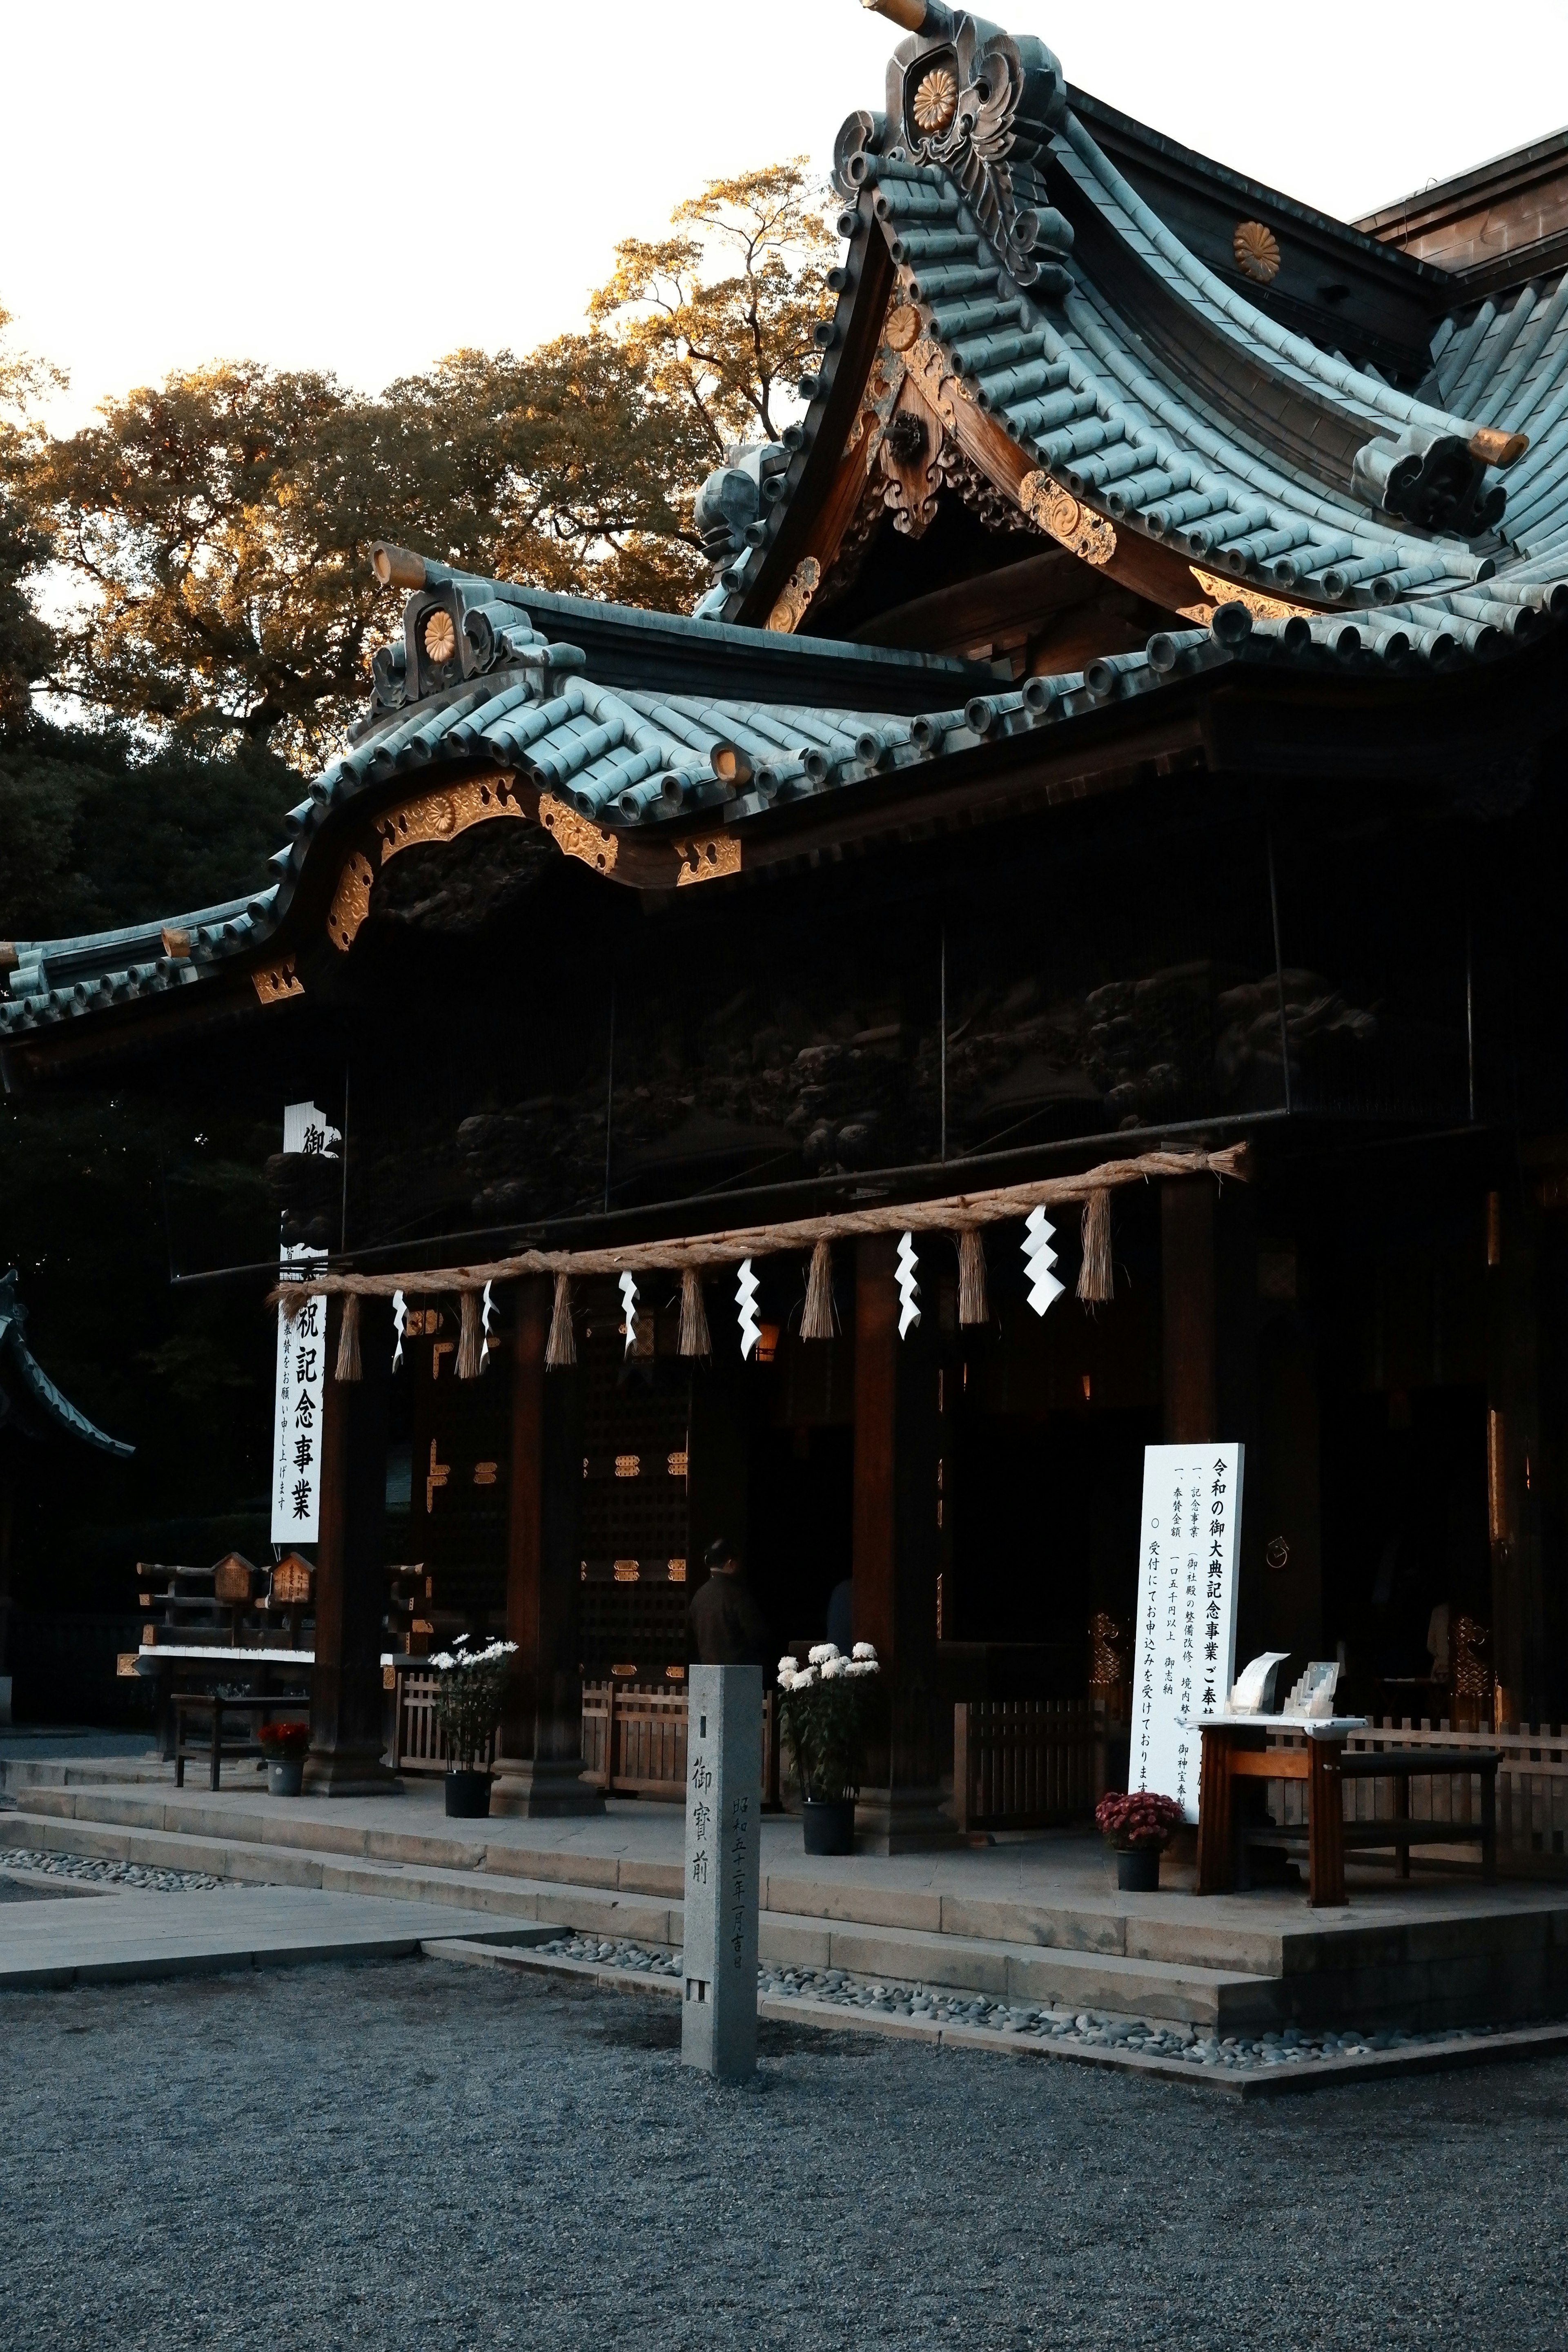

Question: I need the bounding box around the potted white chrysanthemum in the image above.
[430,1635,517,1817]
[776,1642,880,1855]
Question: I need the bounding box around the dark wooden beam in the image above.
[306,1294,397,1792]
[493,1276,601,1813]
[1162,1180,1217,1443]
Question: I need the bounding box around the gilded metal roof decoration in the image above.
[375,776,526,862]
[1018,470,1116,565]
[674,835,742,885]
[1232,221,1281,284]
[326,851,374,953]
[768,559,821,634]
[539,793,619,873]
[251,957,303,1005]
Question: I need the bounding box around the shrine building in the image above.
[5,2,1568,1829]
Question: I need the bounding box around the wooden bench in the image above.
[173,1693,310,1790]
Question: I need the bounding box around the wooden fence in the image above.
[1263,1719,1568,1876]
[392,1669,497,1775]
[581,1681,780,1803]
[953,1699,1109,1835]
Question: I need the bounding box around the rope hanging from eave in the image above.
[1077,1188,1114,1305]
[679,1266,712,1358]
[545,1273,576,1368]
[456,1288,483,1379]
[957,1229,988,1326]
[269,1144,1249,1310]
[801,1240,835,1341]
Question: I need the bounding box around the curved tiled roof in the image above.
[709,10,1568,658]
[5,11,1568,1055]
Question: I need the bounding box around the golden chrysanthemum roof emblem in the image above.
[912,66,958,136]
[423,608,457,664]
[1232,220,1281,284]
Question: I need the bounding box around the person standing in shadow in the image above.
[688,1536,773,1667]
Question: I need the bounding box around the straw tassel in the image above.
[1077,1189,1114,1305]
[679,1267,711,1357]
[334,1292,362,1382]
[457,1289,483,1379]
[546,1272,576,1368]
[957,1228,988,1325]
[801,1240,835,1340]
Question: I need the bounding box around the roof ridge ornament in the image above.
[855,4,1071,289]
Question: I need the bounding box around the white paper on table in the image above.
[1229,1649,1291,1714]
[1129,1442,1244,1821]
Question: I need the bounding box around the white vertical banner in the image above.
[1129,1443,1243,1820]
[271,1246,328,1543]
[269,1101,339,1548]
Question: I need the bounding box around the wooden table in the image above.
[1194,1718,1499,1906]
[172,1692,310,1790]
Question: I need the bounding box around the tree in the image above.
[24,363,385,764]
[15,162,838,766]
[589,160,837,458]
[0,303,61,736]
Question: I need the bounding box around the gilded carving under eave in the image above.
[538,792,619,874]
[1180,565,1317,625]
[674,835,742,886]
[767,557,822,635]
[326,851,375,954]
[375,775,525,865]
[251,958,304,1005]
[1018,470,1117,566]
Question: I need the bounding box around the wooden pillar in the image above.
[1162,1179,1216,1442]
[305,1294,398,1793]
[492,1277,601,1815]
[1489,1187,1546,1725]
[852,1234,950,1851]
[853,1236,898,1667]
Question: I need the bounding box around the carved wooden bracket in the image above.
[251,957,304,1005]
[539,793,619,874]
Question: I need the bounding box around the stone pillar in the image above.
[492,1277,602,1816]
[851,1234,951,1853]
[305,1294,399,1794]
[681,1663,760,2081]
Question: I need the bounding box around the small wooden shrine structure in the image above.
[6,4,1568,1830]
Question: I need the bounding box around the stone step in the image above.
[0,1757,174,1791]
[20,1782,1294,1975]
[3,1807,1265,2027]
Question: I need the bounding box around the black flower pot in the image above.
[802,1797,856,1855]
[1114,1844,1161,1892]
[445,1768,492,1819]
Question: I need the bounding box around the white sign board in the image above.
[1129,1442,1243,1820]
[270,1247,327,1544]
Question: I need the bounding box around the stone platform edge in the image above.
[419,1938,1568,2100]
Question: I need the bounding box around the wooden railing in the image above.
[393,1669,497,1775]
[1263,1718,1568,1876]
[581,1681,780,1803]
[953,1699,1109,1835]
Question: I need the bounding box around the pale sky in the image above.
[9,0,1568,434]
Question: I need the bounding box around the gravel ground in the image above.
[0,1957,1565,2351]
[0,1848,224,1893]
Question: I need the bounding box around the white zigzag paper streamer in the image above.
[1023,1206,1065,1318]
[736,1258,761,1359]
[480,1279,497,1370]
[391,1288,407,1372]
[619,1269,639,1357]
[896,1231,921,1339]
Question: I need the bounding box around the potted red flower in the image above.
[1094,1788,1186,1891]
[258,1718,311,1797]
